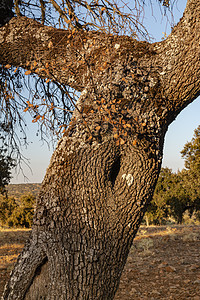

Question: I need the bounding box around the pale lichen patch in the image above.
[122,173,134,186]
[114,43,120,50]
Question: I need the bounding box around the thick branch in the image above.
[154,0,200,118]
[0,0,199,128]
[0,17,87,91]
[0,16,153,93]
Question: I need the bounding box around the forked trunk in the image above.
[1,0,200,298]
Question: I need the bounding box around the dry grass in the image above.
[0,227,31,233]
[0,229,30,268]
[0,229,29,271]
[136,224,196,239]
[0,226,200,299]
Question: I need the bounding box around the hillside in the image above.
[7,183,41,199]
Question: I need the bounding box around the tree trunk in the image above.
[1,0,200,298]
[4,124,162,299]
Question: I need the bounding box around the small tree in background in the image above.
[0,153,15,195]
[0,193,35,228]
[0,195,18,226]
[145,168,172,225]
[181,126,200,217]
[145,168,199,225]
[166,171,192,224]
[9,193,35,228]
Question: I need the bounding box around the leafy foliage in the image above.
[0,153,15,195]
[181,125,200,175]
[0,193,35,228]
[181,125,200,212]
[145,167,200,225]
[145,168,172,225]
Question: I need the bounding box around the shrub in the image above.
[0,193,35,228]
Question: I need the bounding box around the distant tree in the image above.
[145,168,172,225]
[0,195,18,226]
[181,126,200,172]
[10,193,35,227]
[0,153,15,195]
[145,168,196,225]
[181,125,200,214]
[166,171,192,224]
[0,193,35,228]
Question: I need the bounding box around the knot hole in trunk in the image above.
[109,156,121,187]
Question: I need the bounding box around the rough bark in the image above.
[1,0,200,299]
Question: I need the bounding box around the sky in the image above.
[10,0,200,184]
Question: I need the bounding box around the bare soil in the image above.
[0,225,200,299]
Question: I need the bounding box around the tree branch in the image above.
[0,16,152,93]
[154,0,200,120]
[14,0,22,17]
[0,0,199,127]
[0,16,92,91]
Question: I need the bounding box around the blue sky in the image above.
[11,0,200,184]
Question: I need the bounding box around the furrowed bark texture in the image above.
[1,0,200,299]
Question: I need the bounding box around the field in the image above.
[0,225,200,299]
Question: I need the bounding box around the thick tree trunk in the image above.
[4,124,162,299]
[1,0,200,298]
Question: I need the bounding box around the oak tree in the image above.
[0,0,200,298]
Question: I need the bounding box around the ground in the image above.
[0,225,200,299]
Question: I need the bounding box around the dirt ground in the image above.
[0,225,200,299]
